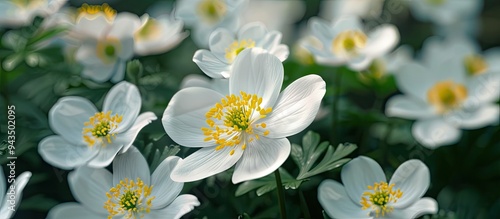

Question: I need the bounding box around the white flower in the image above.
[46,147,200,219]
[318,156,438,219]
[193,22,289,78]
[39,81,157,169]
[0,169,31,219]
[410,0,482,26]
[162,48,326,183]
[133,13,188,56]
[303,16,399,71]
[174,0,247,47]
[0,0,66,27]
[71,4,139,83]
[386,60,499,149]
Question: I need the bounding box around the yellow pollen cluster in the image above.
[197,0,227,23]
[225,39,256,63]
[464,54,488,76]
[82,111,123,147]
[360,181,403,217]
[202,91,272,155]
[104,177,155,219]
[78,3,116,20]
[332,30,367,57]
[427,80,468,114]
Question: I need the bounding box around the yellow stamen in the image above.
[82,111,122,147]
[135,17,162,41]
[104,178,155,219]
[360,181,403,218]
[202,91,272,155]
[96,37,122,64]
[225,39,256,63]
[464,54,488,76]
[427,80,468,114]
[332,30,367,57]
[78,3,116,20]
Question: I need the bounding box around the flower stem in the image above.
[331,69,343,144]
[299,189,311,219]
[274,169,287,219]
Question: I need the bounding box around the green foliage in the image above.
[291,131,357,180]
[235,168,306,197]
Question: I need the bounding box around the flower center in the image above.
[427,80,468,114]
[464,54,488,76]
[360,181,403,218]
[78,3,116,20]
[104,178,155,219]
[368,59,386,79]
[426,0,446,6]
[202,91,272,155]
[96,38,122,64]
[225,39,255,63]
[135,17,162,41]
[197,0,227,23]
[332,30,367,57]
[82,111,122,147]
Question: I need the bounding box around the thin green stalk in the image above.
[299,189,311,219]
[382,121,394,166]
[331,70,343,144]
[274,169,287,219]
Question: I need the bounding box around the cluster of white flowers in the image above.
[1,0,497,218]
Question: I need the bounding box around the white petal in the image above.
[113,147,151,186]
[347,55,372,71]
[87,144,123,168]
[146,194,200,219]
[81,63,116,83]
[38,136,98,170]
[230,48,283,109]
[232,137,290,184]
[49,96,97,144]
[258,31,282,51]
[180,74,212,90]
[270,44,289,62]
[257,75,325,138]
[385,95,435,119]
[395,61,434,102]
[484,47,500,72]
[238,22,267,41]
[318,180,371,219]
[389,160,430,208]
[170,146,243,182]
[47,203,105,219]
[467,72,500,104]
[389,198,438,219]
[162,87,223,147]
[116,112,158,153]
[68,166,111,215]
[74,15,110,39]
[0,171,31,217]
[208,28,236,54]
[108,12,141,40]
[332,16,364,34]
[109,59,126,83]
[308,17,334,47]
[446,104,499,129]
[412,119,461,149]
[341,156,386,204]
[151,156,184,209]
[0,168,4,201]
[103,81,142,132]
[362,25,400,57]
[193,49,230,79]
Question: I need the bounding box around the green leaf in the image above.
[235,168,306,197]
[293,131,357,180]
[149,145,181,172]
[26,27,67,47]
[19,194,59,211]
[238,213,252,219]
